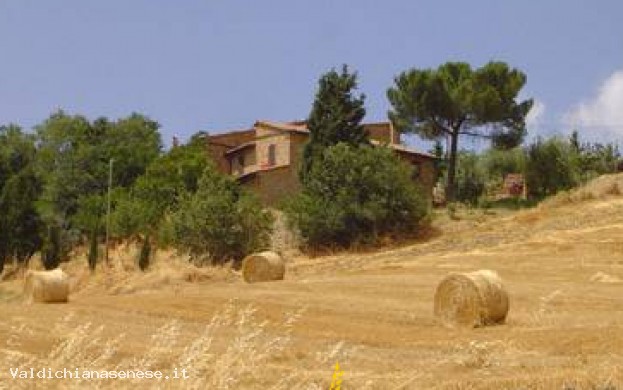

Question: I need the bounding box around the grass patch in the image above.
[0,286,19,302]
[480,197,538,210]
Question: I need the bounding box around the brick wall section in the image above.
[257,166,301,206]
[239,171,260,188]
[255,128,303,206]
[364,122,400,144]
[394,151,437,198]
[289,132,307,173]
[219,124,303,206]
[229,146,257,176]
[207,143,231,174]
[255,129,291,169]
[206,129,255,174]
[417,161,436,199]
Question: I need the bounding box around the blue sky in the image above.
[1,1,622,149]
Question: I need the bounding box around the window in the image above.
[237,154,245,167]
[268,144,276,166]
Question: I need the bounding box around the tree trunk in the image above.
[445,131,459,202]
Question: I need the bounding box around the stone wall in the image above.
[395,151,437,198]
[206,129,255,174]
[230,146,257,176]
[255,125,292,169]
[365,122,400,144]
[256,166,301,206]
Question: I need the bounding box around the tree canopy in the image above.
[34,111,162,229]
[110,135,209,239]
[171,165,272,264]
[287,144,429,248]
[387,61,533,200]
[287,66,429,250]
[300,65,368,183]
[0,126,41,271]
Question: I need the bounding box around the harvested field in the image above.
[2,175,623,389]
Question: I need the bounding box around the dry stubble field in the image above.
[1,175,623,389]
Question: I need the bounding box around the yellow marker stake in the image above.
[330,362,343,390]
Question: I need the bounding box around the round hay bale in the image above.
[434,270,509,327]
[23,269,69,303]
[242,251,285,283]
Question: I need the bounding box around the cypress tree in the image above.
[300,65,368,184]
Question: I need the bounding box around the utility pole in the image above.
[105,158,114,265]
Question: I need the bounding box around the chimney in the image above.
[172,135,180,148]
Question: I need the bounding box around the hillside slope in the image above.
[2,174,623,389]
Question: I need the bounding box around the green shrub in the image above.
[110,192,158,239]
[572,131,620,183]
[0,166,43,266]
[110,137,210,243]
[478,197,537,210]
[481,147,525,181]
[525,137,579,199]
[171,167,273,265]
[454,152,486,205]
[155,214,176,248]
[284,143,429,249]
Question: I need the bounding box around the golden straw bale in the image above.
[24,268,70,303]
[242,251,285,283]
[434,270,509,327]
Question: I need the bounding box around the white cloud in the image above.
[565,69,623,138]
[526,99,545,133]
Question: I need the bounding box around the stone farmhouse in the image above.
[205,120,437,205]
